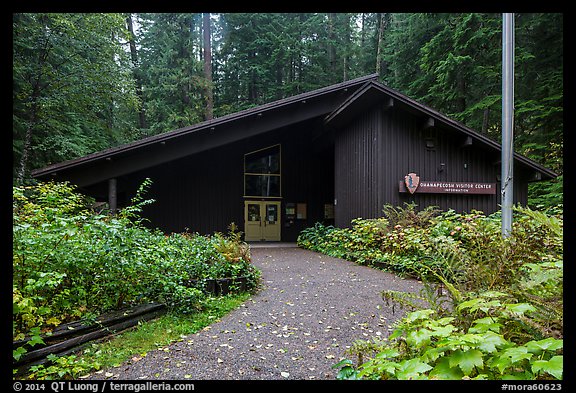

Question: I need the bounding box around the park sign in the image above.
[399,173,496,195]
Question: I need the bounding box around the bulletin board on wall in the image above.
[296,203,307,219]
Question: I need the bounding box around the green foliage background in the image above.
[13,13,562,207]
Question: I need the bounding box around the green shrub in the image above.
[336,297,563,380]
[13,180,261,363]
[297,202,563,380]
[26,354,100,380]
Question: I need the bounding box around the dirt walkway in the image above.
[88,247,424,380]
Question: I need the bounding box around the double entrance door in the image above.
[244,201,281,241]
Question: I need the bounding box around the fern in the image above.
[513,205,562,239]
[382,202,440,228]
[382,281,452,317]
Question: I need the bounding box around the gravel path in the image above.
[88,246,424,380]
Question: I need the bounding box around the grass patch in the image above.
[82,293,252,369]
[24,293,252,379]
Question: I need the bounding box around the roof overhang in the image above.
[324,80,558,181]
[32,74,380,187]
[32,73,557,186]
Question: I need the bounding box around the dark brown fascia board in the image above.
[323,81,376,126]
[325,80,558,180]
[32,73,380,178]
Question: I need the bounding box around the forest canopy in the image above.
[12,13,563,207]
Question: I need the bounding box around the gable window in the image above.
[244,144,281,198]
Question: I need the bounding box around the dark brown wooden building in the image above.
[32,74,557,242]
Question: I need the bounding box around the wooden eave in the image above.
[325,80,558,181]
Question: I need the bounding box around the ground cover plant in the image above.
[13,180,261,378]
[23,293,252,380]
[298,202,563,380]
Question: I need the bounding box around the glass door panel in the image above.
[262,202,281,241]
[244,202,263,241]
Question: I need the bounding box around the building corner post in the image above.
[108,178,117,215]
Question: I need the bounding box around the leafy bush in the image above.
[336,297,563,380]
[298,205,562,292]
[298,202,563,380]
[26,354,99,380]
[13,180,261,363]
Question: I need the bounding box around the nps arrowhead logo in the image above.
[404,173,420,194]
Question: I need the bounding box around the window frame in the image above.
[243,144,282,198]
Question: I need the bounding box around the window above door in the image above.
[244,144,281,198]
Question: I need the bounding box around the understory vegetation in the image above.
[13,180,261,378]
[23,293,252,380]
[298,202,563,380]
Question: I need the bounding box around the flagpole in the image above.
[501,13,515,237]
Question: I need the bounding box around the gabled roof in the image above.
[32,73,379,182]
[32,73,557,184]
[325,80,558,180]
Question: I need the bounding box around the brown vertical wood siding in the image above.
[335,105,530,228]
[121,141,244,235]
[108,119,334,240]
[334,108,381,227]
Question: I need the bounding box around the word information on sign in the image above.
[398,180,496,195]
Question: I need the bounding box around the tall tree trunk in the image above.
[17,17,51,185]
[375,13,386,76]
[328,13,336,83]
[178,16,191,110]
[298,13,305,91]
[248,19,258,104]
[125,13,147,130]
[343,14,350,81]
[275,67,283,99]
[17,93,39,185]
[360,13,366,49]
[248,51,257,103]
[203,13,213,120]
[457,75,466,113]
[482,108,490,134]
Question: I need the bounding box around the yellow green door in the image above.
[244,201,281,241]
